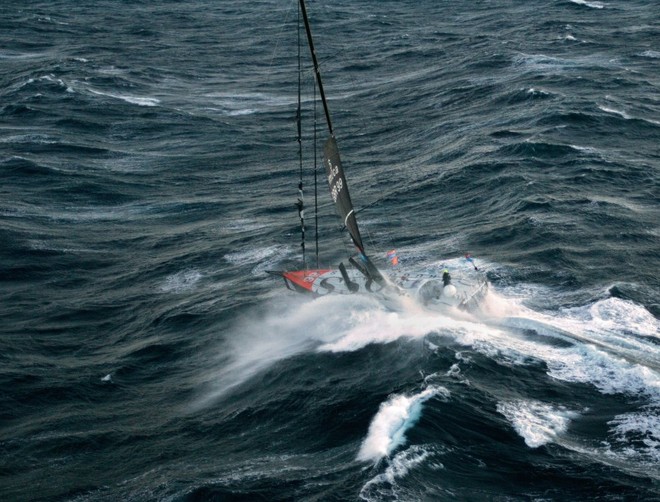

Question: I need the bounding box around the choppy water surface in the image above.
[1,0,658,500]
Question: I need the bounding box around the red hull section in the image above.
[281,269,333,295]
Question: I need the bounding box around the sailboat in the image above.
[269,0,487,312]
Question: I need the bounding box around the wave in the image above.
[608,408,660,466]
[498,141,578,158]
[598,105,660,126]
[496,86,557,105]
[357,386,449,462]
[8,74,73,94]
[1,156,57,175]
[359,444,439,501]
[639,50,660,59]
[160,270,202,293]
[224,244,292,275]
[88,88,160,106]
[204,91,297,116]
[567,0,605,9]
[4,0,659,498]
[497,400,579,448]
[303,287,659,465]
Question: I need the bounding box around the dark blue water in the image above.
[2,0,659,500]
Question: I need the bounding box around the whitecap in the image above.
[601,97,660,126]
[224,244,291,275]
[639,50,660,59]
[497,399,579,448]
[205,91,296,116]
[224,245,281,266]
[568,0,605,9]
[513,53,569,71]
[586,297,659,339]
[599,105,631,119]
[116,95,160,106]
[88,88,160,106]
[459,289,660,405]
[610,409,660,441]
[526,87,551,97]
[0,50,43,60]
[160,270,202,293]
[445,363,462,379]
[608,409,660,465]
[359,444,436,500]
[597,104,660,126]
[0,134,58,145]
[569,144,601,154]
[357,385,449,462]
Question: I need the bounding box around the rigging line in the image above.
[264,1,297,80]
[363,224,380,254]
[297,0,306,268]
[353,172,436,217]
[342,155,454,225]
[354,196,385,216]
[314,70,320,268]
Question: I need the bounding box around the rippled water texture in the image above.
[1,0,658,500]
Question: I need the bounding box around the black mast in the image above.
[299,0,334,137]
[298,0,383,284]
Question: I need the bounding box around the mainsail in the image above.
[323,136,362,252]
[323,136,383,282]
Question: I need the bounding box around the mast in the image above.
[298,0,384,284]
[298,0,333,136]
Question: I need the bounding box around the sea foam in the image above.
[497,399,579,448]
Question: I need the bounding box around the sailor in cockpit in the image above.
[442,268,451,286]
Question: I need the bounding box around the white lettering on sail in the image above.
[326,158,343,202]
[326,160,339,185]
[330,178,343,202]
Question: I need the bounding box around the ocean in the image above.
[1,0,659,500]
